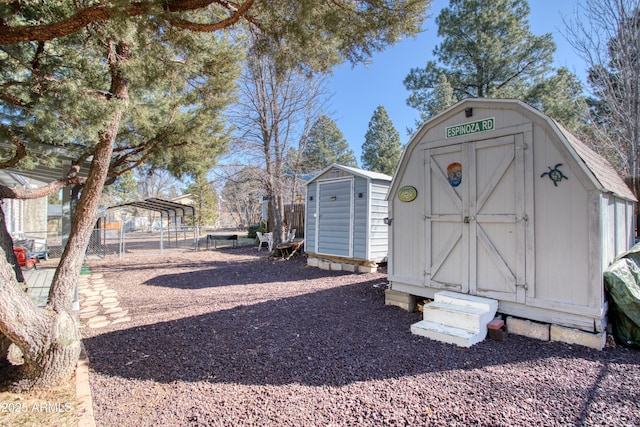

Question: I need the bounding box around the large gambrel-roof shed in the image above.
[385,98,636,349]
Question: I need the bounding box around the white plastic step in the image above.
[422,301,488,333]
[411,291,498,347]
[434,290,498,313]
[411,320,485,348]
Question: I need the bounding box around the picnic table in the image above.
[276,239,304,260]
[206,234,238,249]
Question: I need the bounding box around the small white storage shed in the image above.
[305,164,391,271]
[387,99,636,337]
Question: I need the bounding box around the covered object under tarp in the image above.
[604,244,640,347]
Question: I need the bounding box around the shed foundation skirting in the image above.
[506,317,550,341]
[505,317,606,350]
[385,289,607,350]
[550,324,607,350]
[306,254,379,273]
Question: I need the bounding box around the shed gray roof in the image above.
[552,120,637,201]
[308,163,392,184]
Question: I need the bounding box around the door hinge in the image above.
[516,143,528,151]
[516,215,528,222]
[516,283,528,290]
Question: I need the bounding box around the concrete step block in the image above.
[550,324,606,350]
[506,316,550,341]
[422,301,489,333]
[385,289,416,312]
[410,320,487,348]
[434,290,498,314]
[342,263,357,273]
[318,260,331,270]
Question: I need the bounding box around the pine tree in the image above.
[361,106,402,176]
[300,115,358,172]
[187,174,218,227]
[404,0,586,127]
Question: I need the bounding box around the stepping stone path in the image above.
[78,273,132,329]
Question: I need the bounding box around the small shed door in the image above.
[315,178,354,257]
[425,133,531,303]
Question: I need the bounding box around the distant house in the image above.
[0,171,47,240]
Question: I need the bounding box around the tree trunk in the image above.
[0,123,119,389]
[0,250,80,390]
[0,40,129,390]
[0,206,24,283]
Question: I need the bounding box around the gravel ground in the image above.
[83,247,640,426]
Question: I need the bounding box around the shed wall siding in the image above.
[352,177,368,260]
[305,182,318,252]
[388,145,426,285]
[612,197,635,261]
[531,122,591,308]
[369,183,389,261]
[603,195,616,270]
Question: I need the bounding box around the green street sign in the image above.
[445,117,495,138]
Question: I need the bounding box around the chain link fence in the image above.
[23,225,202,260]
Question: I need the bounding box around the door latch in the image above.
[463,216,475,223]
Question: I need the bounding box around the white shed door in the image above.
[425,133,531,303]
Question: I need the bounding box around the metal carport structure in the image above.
[109,198,196,221]
[107,198,198,252]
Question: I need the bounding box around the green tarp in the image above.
[604,243,640,347]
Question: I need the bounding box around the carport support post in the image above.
[160,219,164,254]
[119,223,124,259]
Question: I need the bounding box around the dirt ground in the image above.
[0,374,76,427]
[70,246,640,426]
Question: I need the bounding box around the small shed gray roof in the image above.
[308,163,392,184]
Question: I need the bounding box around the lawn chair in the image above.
[256,231,273,251]
[13,246,37,269]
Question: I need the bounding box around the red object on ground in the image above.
[487,318,505,330]
[13,246,37,269]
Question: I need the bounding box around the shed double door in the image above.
[424,132,532,303]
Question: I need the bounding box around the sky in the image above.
[327,0,587,162]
